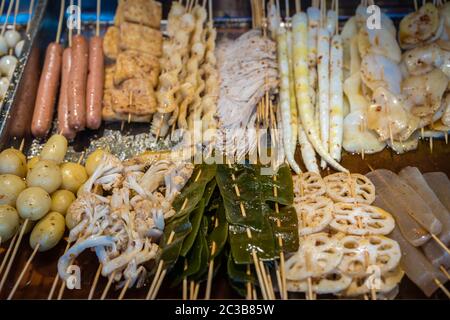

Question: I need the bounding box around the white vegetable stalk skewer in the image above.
[286,20,298,152]
[292,12,348,172]
[329,1,344,161]
[277,25,301,174]
[317,15,331,169]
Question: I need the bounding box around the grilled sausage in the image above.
[57,48,76,139]
[31,42,62,138]
[68,34,88,131]
[9,46,40,138]
[86,36,104,130]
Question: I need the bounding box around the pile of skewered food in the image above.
[103,0,162,123]
[151,0,219,145]
[216,29,279,162]
[0,133,90,297]
[31,0,105,138]
[341,1,450,156]
[0,0,32,103]
[367,167,450,297]
[58,149,195,290]
[265,0,347,173]
[285,172,403,299]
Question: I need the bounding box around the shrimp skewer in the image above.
[292,12,348,173]
[278,26,301,174]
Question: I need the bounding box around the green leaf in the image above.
[171,164,217,221]
[206,203,229,260]
[226,251,256,284]
[180,199,205,257]
[159,164,216,271]
[159,214,192,269]
[216,164,298,264]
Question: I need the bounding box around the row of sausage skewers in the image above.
[31,0,103,139]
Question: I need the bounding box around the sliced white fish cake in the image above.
[324,173,376,204]
[285,233,343,281]
[330,203,395,236]
[294,196,334,236]
[338,235,401,277]
[287,272,352,294]
[293,172,326,200]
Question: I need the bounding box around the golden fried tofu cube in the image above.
[103,26,119,60]
[104,65,115,89]
[113,50,160,88]
[111,78,157,116]
[119,22,162,57]
[114,0,162,29]
[103,89,152,122]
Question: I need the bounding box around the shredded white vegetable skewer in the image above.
[292,12,348,173]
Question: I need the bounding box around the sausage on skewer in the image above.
[68,34,89,131]
[86,36,104,130]
[57,48,76,139]
[31,43,63,138]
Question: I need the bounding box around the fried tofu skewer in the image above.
[152,2,194,136]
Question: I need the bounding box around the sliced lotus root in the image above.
[293,172,326,199]
[285,233,343,281]
[286,272,352,294]
[324,173,376,204]
[294,196,334,236]
[338,235,401,277]
[330,203,395,236]
[341,267,405,297]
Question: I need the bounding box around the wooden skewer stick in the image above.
[204,241,216,299]
[182,260,188,300]
[193,282,200,300]
[147,168,204,300]
[7,243,40,299]
[100,270,116,300]
[48,241,71,300]
[1,0,14,36]
[96,0,100,37]
[87,264,102,300]
[26,0,35,33]
[246,265,253,300]
[299,173,314,300]
[0,219,29,294]
[440,266,450,280]
[118,267,143,300]
[12,0,19,30]
[434,278,450,298]
[0,0,5,20]
[145,231,176,300]
[56,272,67,299]
[77,0,82,35]
[273,174,287,299]
[55,0,65,44]
[0,232,18,277]
[295,0,301,13]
